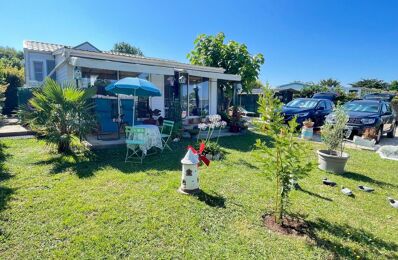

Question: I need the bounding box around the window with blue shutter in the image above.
[33,61,44,81]
[46,60,56,80]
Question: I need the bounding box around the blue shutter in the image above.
[46,60,56,80]
[33,61,44,81]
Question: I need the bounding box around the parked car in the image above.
[312,92,338,102]
[363,93,395,102]
[326,99,396,143]
[282,98,334,127]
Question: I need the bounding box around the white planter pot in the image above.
[317,150,349,174]
[301,127,313,140]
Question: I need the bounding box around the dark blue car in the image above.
[326,99,396,143]
[282,98,334,127]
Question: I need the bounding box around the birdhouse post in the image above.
[179,149,200,194]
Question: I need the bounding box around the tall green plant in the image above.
[0,63,24,115]
[187,33,264,108]
[321,105,349,156]
[254,85,312,224]
[21,79,95,153]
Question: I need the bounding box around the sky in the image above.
[1,0,397,87]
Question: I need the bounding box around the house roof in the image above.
[23,40,67,52]
[238,88,264,95]
[275,82,309,92]
[23,40,234,77]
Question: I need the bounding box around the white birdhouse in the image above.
[179,149,200,194]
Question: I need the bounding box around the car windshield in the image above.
[343,102,380,113]
[286,99,318,108]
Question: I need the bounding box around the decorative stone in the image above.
[353,136,376,148]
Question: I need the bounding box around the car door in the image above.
[383,103,394,132]
[315,101,328,126]
[380,103,393,132]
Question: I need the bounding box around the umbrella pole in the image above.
[117,94,121,122]
[132,89,136,126]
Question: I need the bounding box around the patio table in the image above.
[134,124,163,155]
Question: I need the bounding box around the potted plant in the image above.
[301,118,314,140]
[353,127,377,148]
[229,106,241,133]
[303,118,314,128]
[143,108,161,125]
[317,105,350,174]
[198,141,224,161]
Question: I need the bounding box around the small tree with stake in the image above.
[254,85,312,225]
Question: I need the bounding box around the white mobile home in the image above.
[23,40,241,122]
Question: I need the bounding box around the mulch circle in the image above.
[262,213,310,237]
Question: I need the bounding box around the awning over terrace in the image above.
[69,57,241,81]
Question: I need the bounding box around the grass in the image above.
[0,133,397,259]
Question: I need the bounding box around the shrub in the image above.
[0,65,24,115]
[322,105,349,155]
[20,79,95,154]
[254,84,312,224]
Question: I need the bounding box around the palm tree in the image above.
[21,79,95,153]
[319,78,341,88]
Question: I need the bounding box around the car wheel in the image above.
[375,126,382,144]
[387,124,396,138]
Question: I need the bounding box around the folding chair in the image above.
[160,120,174,151]
[125,126,147,163]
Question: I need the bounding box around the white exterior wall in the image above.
[209,78,218,115]
[149,74,165,117]
[55,54,73,85]
[24,51,54,85]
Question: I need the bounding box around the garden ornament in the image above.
[322,178,336,187]
[387,197,398,209]
[179,144,210,195]
[187,142,210,166]
[341,186,353,196]
[358,185,374,192]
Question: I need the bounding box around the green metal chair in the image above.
[125,126,147,163]
[160,120,174,151]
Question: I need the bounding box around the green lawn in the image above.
[0,133,397,259]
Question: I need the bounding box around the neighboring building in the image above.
[23,40,241,120]
[238,88,263,113]
[343,86,362,97]
[274,82,310,103]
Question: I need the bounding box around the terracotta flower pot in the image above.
[303,122,314,128]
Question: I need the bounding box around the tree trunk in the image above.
[58,141,71,154]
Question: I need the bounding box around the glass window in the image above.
[81,67,117,93]
[286,99,318,108]
[119,72,150,118]
[385,103,392,113]
[33,61,44,81]
[325,101,331,110]
[381,104,388,114]
[46,60,56,80]
[164,75,179,119]
[181,76,209,117]
[317,101,326,109]
[344,102,380,113]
